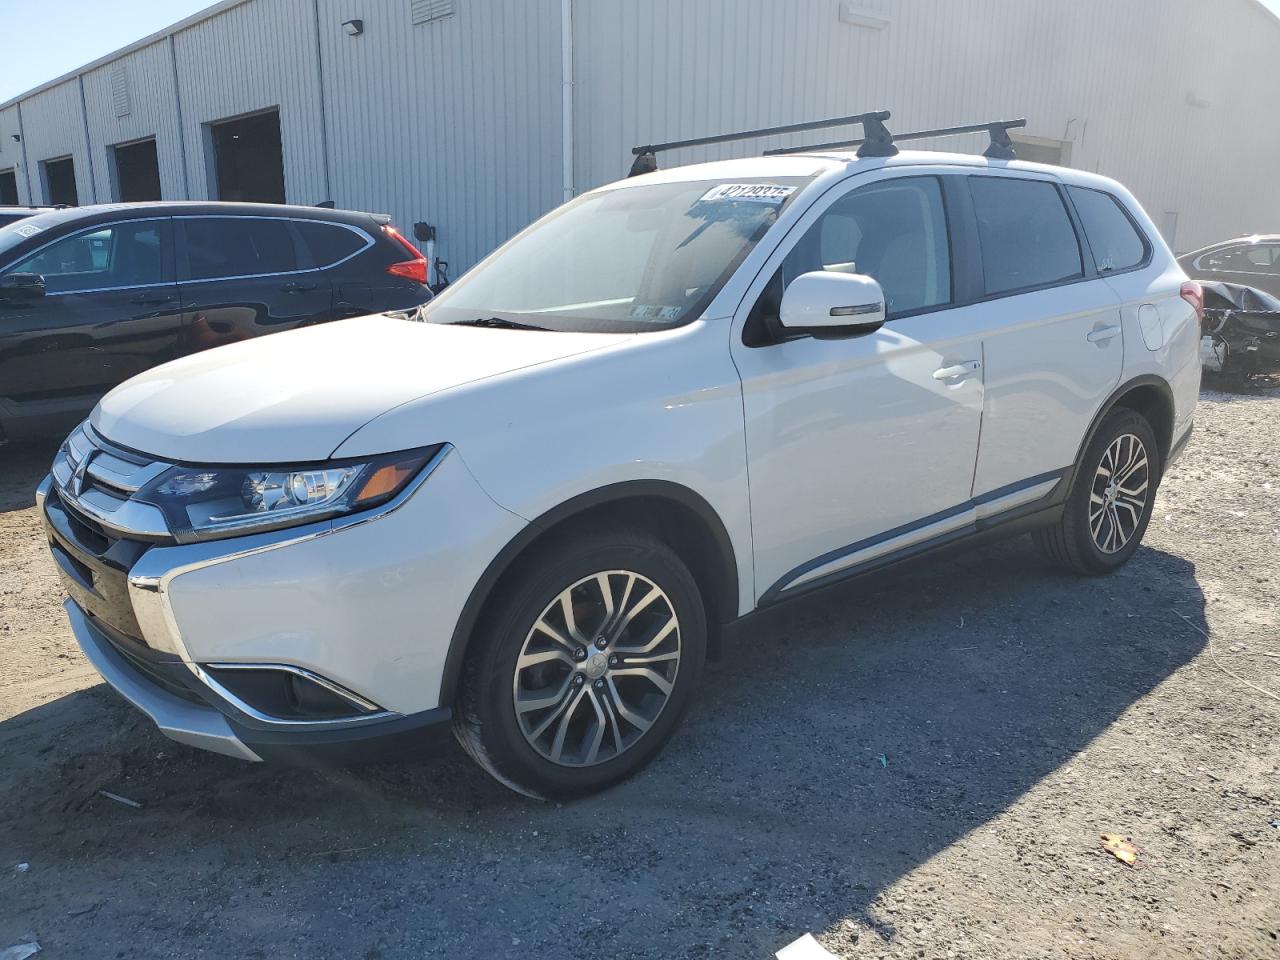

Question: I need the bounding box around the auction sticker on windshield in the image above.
[698,184,796,205]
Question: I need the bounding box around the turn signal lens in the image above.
[352,453,432,505]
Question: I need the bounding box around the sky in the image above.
[2,0,1280,103]
[0,0,215,103]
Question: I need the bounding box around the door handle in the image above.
[932,360,982,381]
[280,281,318,293]
[1087,324,1122,343]
[130,294,176,306]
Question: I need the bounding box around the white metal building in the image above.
[2,0,1277,272]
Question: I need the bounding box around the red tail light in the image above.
[382,225,429,286]
[1180,280,1204,323]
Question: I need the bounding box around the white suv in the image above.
[38,135,1201,799]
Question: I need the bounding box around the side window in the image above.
[182,218,298,280]
[780,177,952,316]
[294,221,367,268]
[969,177,1082,295]
[1067,186,1148,273]
[11,220,166,294]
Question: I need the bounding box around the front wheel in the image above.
[453,527,707,800]
[1033,408,1161,575]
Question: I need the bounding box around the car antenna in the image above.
[764,118,1028,160]
[628,110,896,177]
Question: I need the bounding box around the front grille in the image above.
[49,422,172,542]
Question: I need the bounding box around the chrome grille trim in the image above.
[52,422,173,541]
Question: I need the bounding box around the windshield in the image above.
[423,178,809,333]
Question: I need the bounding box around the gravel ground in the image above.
[1,385,1277,960]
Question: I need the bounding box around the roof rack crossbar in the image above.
[628,110,894,176]
[763,118,1028,160]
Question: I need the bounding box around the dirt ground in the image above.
[1,385,1277,960]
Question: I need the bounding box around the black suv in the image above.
[0,202,431,441]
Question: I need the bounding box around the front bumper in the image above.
[38,440,525,762]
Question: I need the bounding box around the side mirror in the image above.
[0,272,46,300]
[778,271,885,338]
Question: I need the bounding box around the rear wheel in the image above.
[453,527,706,800]
[1033,407,1160,575]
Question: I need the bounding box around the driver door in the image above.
[731,173,986,603]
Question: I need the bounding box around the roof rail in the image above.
[763,118,1028,161]
[628,110,896,177]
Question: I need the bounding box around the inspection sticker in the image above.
[698,183,796,205]
[13,224,43,238]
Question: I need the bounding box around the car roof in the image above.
[600,149,1132,199]
[1180,234,1280,257]
[7,201,391,233]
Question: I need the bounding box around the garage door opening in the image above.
[209,109,285,204]
[112,138,162,202]
[42,156,79,206]
[0,169,17,205]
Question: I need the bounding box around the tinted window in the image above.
[970,177,1082,295]
[1200,244,1279,273]
[1068,187,1147,273]
[11,220,165,293]
[182,217,298,280]
[295,221,366,267]
[782,177,951,316]
[0,213,31,227]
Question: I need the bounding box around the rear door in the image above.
[966,174,1124,497]
[0,217,179,408]
[175,216,331,353]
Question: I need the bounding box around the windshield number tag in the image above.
[697,184,796,205]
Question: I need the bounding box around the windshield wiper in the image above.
[452,316,549,331]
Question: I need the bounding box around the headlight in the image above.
[135,446,442,543]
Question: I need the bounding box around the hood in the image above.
[92,315,632,463]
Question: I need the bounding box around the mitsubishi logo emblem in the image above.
[72,450,95,497]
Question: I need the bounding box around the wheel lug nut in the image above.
[593,678,606,691]
[574,647,587,661]
[594,636,608,650]
[608,655,618,667]
[573,674,585,686]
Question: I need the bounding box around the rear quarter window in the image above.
[294,221,368,267]
[1067,186,1148,273]
[969,177,1083,296]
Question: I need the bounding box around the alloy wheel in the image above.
[1089,432,1149,554]
[512,570,681,767]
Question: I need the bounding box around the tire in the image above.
[452,526,707,800]
[1033,407,1161,576]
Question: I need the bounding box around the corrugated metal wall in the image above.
[172,0,329,205]
[0,105,25,203]
[4,0,1279,261]
[81,39,188,201]
[315,0,563,271]
[15,79,96,205]
[572,0,1280,253]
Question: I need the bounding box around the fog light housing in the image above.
[201,665,384,721]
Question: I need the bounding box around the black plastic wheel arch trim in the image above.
[436,480,739,707]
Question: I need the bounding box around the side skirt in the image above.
[757,469,1070,608]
